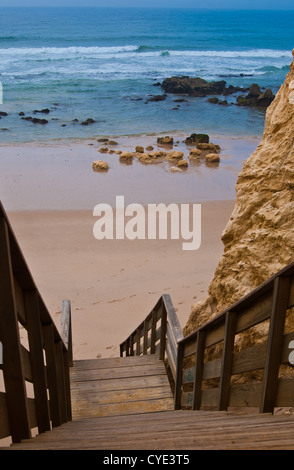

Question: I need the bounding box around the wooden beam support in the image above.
[192,330,206,410]
[218,311,237,411]
[61,299,73,367]
[43,323,62,427]
[260,276,290,413]
[174,341,184,410]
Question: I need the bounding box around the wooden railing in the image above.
[120,294,183,383]
[174,261,294,413]
[121,262,294,414]
[0,201,72,444]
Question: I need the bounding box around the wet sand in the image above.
[0,133,259,210]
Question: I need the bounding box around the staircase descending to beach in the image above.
[1,200,294,450]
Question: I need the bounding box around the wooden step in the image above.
[70,355,174,419]
[6,410,294,450]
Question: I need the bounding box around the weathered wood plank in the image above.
[71,398,174,418]
[70,374,170,393]
[6,409,294,450]
[163,294,184,344]
[71,385,172,406]
[73,355,161,370]
[70,363,168,382]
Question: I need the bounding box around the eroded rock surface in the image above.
[184,50,294,340]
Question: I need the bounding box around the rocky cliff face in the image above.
[184,50,294,338]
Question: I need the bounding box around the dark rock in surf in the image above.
[236,84,275,108]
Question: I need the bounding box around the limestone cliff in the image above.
[184,49,294,337]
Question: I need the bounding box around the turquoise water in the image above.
[0,7,293,143]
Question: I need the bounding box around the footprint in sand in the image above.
[92,301,100,305]
[107,298,126,303]
[129,294,136,298]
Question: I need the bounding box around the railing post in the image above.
[61,299,72,421]
[0,217,31,443]
[125,337,130,356]
[160,300,167,361]
[61,299,73,367]
[43,323,62,427]
[192,330,206,410]
[174,341,184,410]
[24,290,51,433]
[130,334,135,356]
[62,346,72,422]
[150,309,157,354]
[143,319,148,355]
[136,327,141,355]
[260,276,290,413]
[218,311,237,411]
[55,340,67,424]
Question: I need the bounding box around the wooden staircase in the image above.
[1,200,294,450]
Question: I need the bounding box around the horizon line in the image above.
[1,6,294,10]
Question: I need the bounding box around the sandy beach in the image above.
[7,200,235,360]
[1,134,257,359]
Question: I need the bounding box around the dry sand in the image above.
[7,200,234,360]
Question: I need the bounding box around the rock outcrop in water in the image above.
[161,76,275,108]
[184,50,294,341]
[161,76,243,97]
[236,83,275,108]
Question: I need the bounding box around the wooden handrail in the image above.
[0,201,72,443]
[120,294,183,383]
[174,261,294,413]
[120,261,294,414]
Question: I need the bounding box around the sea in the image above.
[0,7,293,143]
